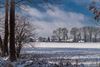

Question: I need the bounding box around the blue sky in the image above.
[19,0,100,37]
[1,0,100,37]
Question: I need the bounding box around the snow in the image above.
[0,42,100,67]
[23,42,100,49]
[20,42,100,67]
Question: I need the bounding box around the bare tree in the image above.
[70,27,79,42]
[93,27,100,42]
[81,27,88,42]
[77,30,81,42]
[3,0,9,56]
[53,28,68,42]
[87,27,94,42]
[9,0,16,62]
[53,28,62,42]
[62,28,68,42]
[15,15,36,58]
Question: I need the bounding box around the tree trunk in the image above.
[64,34,68,42]
[3,0,9,56]
[84,32,87,42]
[9,0,16,62]
[58,37,61,42]
[94,34,97,42]
[0,36,3,56]
[74,34,76,42]
[89,32,92,42]
[16,43,22,58]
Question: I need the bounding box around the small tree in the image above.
[15,15,36,58]
[47,37,50,42]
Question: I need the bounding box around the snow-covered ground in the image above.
[1,42,100,67]
[20,42,100,67]
[23,42,100,48]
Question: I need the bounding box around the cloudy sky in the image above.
[19,0,100,37]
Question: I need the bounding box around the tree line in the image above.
[38,26,100,42]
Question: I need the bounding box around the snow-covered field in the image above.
[1,42,100,67]
[22,42,100,59]
[23,42,100,48]
[20,42,100,67]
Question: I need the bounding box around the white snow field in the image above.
[19,42,100,67]
[23,42,100,48]
[0,42,100,67]
[22,42,100,55]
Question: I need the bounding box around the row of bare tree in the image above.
[51,27,100,42]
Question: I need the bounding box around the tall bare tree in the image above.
[3,0,9,56]
[9,0,16,61]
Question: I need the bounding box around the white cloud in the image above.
[94,0,100,2]
[20,5,88,37]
